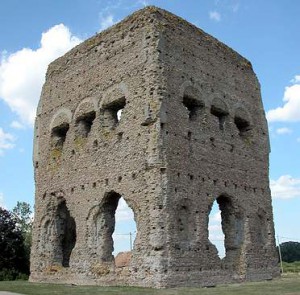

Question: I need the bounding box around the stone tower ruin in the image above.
[30,6,279,288]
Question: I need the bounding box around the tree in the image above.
[0,207,28,276]
[12,202,33,274]
[12,201,32,234]
[279,241,300,263]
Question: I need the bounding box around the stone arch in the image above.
[208,194,244,270]
[49,108,72,149]
[86,191,138,264]
[180,82,204,121]
[179,80,193,97]
[74,98,97,138]
[210,96,229,131]
[233,106,252,139]
[38,193,76,268]
[36,216,53,270]
[100,83,128,130]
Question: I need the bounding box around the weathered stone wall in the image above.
[155,10,279,286]
[30,6,279,288]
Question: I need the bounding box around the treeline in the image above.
[279,241,300,263]
[0,202,32,280]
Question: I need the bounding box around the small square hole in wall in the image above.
[93,140,98,147]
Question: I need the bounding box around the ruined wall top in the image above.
[45,6,251,78]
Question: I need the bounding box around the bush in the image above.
[0,268,28,281]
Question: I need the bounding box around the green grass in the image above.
[282,261,300,273]
[0,274,299,295]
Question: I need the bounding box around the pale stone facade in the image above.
[30,6,279,288]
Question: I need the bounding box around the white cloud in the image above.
[276,127,292,135]
[297,137,300,143]
[267,76,300,122]
[209,11,221,22]
[0,24,81,126]
[115,198,134,222]
[291,75,300,84]
[0,127,15,155]
[270,175,300,199]
[99,14,116,31]
[10,120,25,129]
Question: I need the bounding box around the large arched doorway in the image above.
[208,195,244,269]
[56,200,76,267]
[113,197,137,255]
[88,191,137,265]
[41,196,76,268]
[208,200,225,258]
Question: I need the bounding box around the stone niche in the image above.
[30,6,279,288]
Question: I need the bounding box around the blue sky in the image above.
[0,0,299,254]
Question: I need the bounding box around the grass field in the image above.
[282,262,300,273]
[0,274,299,295]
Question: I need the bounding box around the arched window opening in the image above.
[210,98,229,131]
[234,107,252,139]
[51,123,69,149]
[183,95,203,121]
[102,97,126,129]
[234,116,251,138]
[208,200,225,258]
[75,111,96,138]
[211,105,228,131]
[54,200,76,267]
